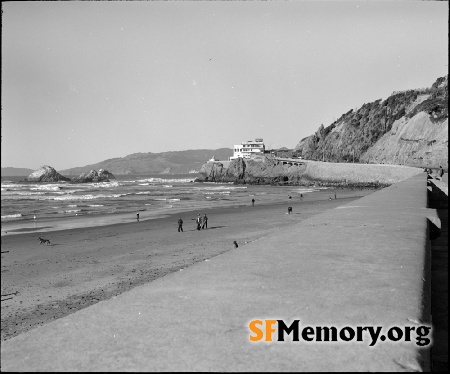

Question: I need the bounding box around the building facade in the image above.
[230,139,265,160]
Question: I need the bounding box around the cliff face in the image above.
[360,113,448,166]
[295,75,448,168]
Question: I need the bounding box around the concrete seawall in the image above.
[1,173,439,371]
[302,161,423,185]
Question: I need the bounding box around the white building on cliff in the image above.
[229,139,265,160]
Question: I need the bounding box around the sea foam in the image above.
[1,214,23,219]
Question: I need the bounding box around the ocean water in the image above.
[1,174,328,234]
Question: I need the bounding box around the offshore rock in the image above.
[23,165,71,183]
[98,169,116,180]
[71,169,115,183]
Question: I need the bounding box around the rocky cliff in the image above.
[197,156,307,185]
[295,75,448,168]
[23,166,71,183]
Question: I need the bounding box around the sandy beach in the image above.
[1,188,374,341]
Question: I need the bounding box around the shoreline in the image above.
[1,185,367,237]
[1,189,372,341]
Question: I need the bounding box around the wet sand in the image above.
[1,189,373,340]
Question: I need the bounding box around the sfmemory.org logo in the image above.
[248,319,432,347]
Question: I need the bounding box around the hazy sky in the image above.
[2,1,448,170]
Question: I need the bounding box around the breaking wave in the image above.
[1,214,23,219]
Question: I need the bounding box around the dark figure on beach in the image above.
[136,213,139,221]
[288,195,292,199]
[288,207,292,214]
[202,214,208,229]
[334,193,337,199]
[196,214,202,230]
[233,241,238,248]
[252,198,255,207]
[439,166,444,179]
[300,194,303,200]
[178,217,183,232]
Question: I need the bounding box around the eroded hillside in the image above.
[295,75,448,168]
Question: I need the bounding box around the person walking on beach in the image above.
[202,214,208,229]
[196,214,202,230]
[334,193,337,199]
[178,217,183,232]
[438,166,444,179]
[252,198,255,207]
[300,194,303,200]
[136,213,139,221]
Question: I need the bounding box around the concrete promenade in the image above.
[1,173,439,371]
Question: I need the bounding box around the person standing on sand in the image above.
[178,217,183,232]
[202,214,208,229]
[334,193,337,199]
[136,213,139,221]
[196,214,202,230]
[252,198,255,207]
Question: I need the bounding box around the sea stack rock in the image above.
[71,169,115,183]
[98,169,116,180]
[23,165,71,182]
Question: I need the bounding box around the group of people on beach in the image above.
[135,212,208,232]
[196,213,208,230]
[144,186,342,233]
[176,213,208,232]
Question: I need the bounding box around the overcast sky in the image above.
[2,1,448,170]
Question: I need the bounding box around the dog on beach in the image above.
[38,237,51,246]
